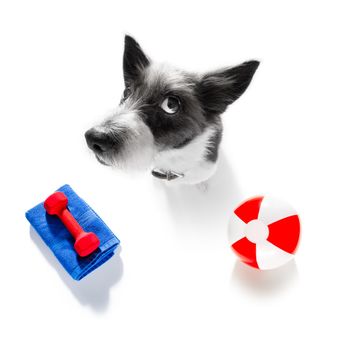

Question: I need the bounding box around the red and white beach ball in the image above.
[228,196,300,270]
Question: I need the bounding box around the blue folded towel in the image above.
[26,184,120,280]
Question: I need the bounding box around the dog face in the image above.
[85,35,259,181]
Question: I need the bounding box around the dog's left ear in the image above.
[197,60,259,116]
[123,35,150,84]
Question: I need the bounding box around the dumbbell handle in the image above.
[57,208,85,239]
[44,192,100,257]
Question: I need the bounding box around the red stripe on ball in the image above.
[267,215,300,254]
[231,237,259,269]
[234,196,264,224]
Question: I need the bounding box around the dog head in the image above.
[85,35,259,180]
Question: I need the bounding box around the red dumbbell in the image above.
[44,192,100,257]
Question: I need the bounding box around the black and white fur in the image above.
[85,35,259,185]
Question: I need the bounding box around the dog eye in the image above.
[160,96,180,114]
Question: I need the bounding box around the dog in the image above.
[85,35,259,185]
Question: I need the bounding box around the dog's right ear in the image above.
[123,35,150,84]
[197,60,259,117]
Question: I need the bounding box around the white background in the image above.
[1,1,349,349]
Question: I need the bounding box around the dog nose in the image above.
[85,128,114,153]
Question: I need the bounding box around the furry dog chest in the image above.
[152,126,219,185]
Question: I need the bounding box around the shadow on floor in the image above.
[160,152,242,236]
[231,259,299,296]
[30,226,123,313]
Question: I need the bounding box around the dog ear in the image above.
[123,35,150,84]
[197,60,259,116]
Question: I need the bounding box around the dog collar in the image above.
[151,168,184,181]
